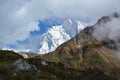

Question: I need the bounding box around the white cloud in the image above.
[92,14,120,55]
[0,0,120,50]
[93,17,120,41]
[19,0,120,21]
[17,34,42,53]
[0,0,39,48]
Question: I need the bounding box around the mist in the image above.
[93,13,120,53]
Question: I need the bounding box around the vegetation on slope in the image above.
[0,50,119,80]
[42,32,120,80]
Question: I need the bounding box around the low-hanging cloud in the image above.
[93,17,120,41]
[16,34,42,53]
[0,0,120,50]
[93,14,120,53]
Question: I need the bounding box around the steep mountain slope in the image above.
[42,13,120,79]
[39,19,86,54]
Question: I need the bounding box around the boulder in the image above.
[13,58,37,71]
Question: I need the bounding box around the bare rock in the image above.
[13,58,37,71]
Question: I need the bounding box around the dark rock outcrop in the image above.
[13,58,37,71]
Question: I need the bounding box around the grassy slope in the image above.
[42,33,120,80]
[0,50,119,80]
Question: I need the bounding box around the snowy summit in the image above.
[39,19,86,54]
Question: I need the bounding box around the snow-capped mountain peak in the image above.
[62,19,73,36]
[63,19,86,37]
[39,19,86,54]
[75,21,86,34]
[62,19,73,28]
[39,25,70,54]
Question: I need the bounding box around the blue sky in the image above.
[0,0,120,52]
[38,18,65,34]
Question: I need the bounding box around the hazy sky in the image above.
[0,0,120,52]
